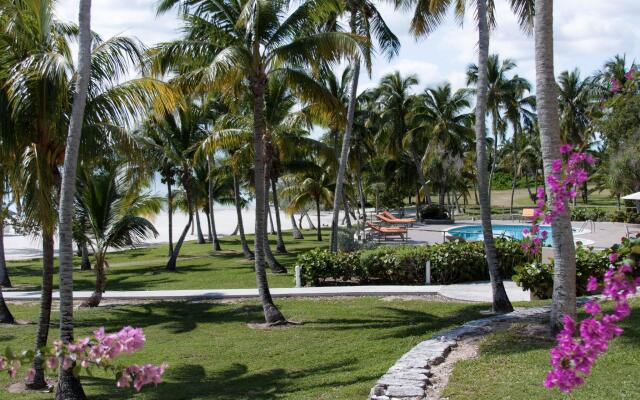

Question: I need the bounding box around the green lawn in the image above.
[6,230,328,292]
[444,299,640,399]
[1,297,490,399]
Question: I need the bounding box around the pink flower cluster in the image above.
[611,66,637,93]
[0,326,166,392]
[544,252,640,393]
[521,146,594,256]
[117,363,168,392]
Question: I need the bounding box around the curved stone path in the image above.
[368,305,551,400]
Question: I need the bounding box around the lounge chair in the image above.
[446,235,467,243]
[626,224,640,238]
[521,208,535,221]
[367,222,407,242]
[382,210,416,225]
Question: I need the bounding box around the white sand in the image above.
[4,207,351,260]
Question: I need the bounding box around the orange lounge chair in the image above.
[382,210,416,224]
[521,208,535,221]
[367,222,407,241]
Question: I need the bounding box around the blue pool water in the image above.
[448,224,555,246]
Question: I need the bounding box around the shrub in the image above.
[337,228,361,253]
[513,238,640,299]
[570,207,606,222]
[420,205,450,220]
[296,239,530,286]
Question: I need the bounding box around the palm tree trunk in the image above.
[195,208,205,244]
[80,242,91,271]
[0,284,14,324]
[167,179,174,257]
[80,252,106,308]
[0,195,11,288]
[263,180,286,273]
[291,214,304,239]
[271,178,287,253]
[54,1,91,397]
[525,173,534,202]
[267,205,276,235]
[330,11,360,253]
[316,196,322,241]
[510,134,519,216]
[28,233,55,389]
[489,109,499,204]
[305,210,316,230]
[408,139,432,207]
[204,209,213,241]
[250,72,286,324]
[474,0,513,314]
[357,172,367,238]
[233,174,253,259]
[342,194,352,228]
[166,171,193,271]
[208,160,221,251]
[535,0,576,334]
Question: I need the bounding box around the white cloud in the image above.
[54,0,639,95]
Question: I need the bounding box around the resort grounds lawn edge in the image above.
[443,299,640,400]
[2,297,493,400]
[5,230,328,292]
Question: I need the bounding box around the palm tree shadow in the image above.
[84,359,368,400]
[76,302,265,334]
[311,305,487,339]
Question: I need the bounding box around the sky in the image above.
[55,0,640,95]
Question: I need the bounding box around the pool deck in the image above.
[377,220,636,249]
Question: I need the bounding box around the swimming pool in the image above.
[447,224,563,246]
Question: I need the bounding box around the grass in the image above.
[6,230,328,292]
[443,299,640,399]
[1,297,491,399]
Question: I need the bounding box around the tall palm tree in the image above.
[535,0,577,333]
[411,83,473,206]
[467,55,532,196]
[329,0,400,252]
[56,1,92,397]
[502,75,535,213]
[395,0,533,313]
[157,0,359,324]
[558,69,594,204]
[376,72,431,208]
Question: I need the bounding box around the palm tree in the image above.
[376,72,432,209]
[157,0,359,324]
[395,0,534,313]
[153,101,207,271]
[467,55,532,196]
[558,69,594,204]
[56,0,92,396]
[75,163,160,308]
[411,83,473,206]
[284,159,334,241]
[502,75,535,213]
[329,0,400,252]
[535,0,577,333]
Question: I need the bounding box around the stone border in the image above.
[368,305,551,400]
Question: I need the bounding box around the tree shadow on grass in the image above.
[310,305,488,340]
[75,302,265,334]
[84,358,370,400]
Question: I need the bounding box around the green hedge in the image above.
[296,239,532,286]
[513,237,640,299]
[570,207,640,223]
